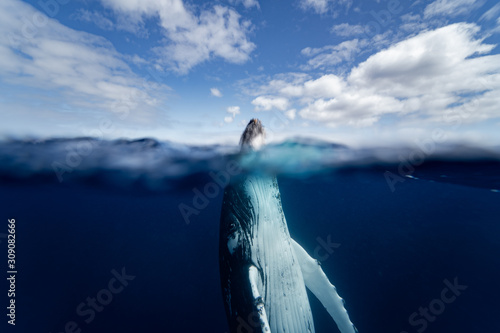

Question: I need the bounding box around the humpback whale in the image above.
[219,119,357,333]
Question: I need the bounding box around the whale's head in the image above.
[240,118,266,151]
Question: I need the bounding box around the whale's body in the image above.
[219,174,315,332]
[219,119,356,333]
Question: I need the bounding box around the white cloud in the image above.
[480,3,500,21]
[243,23,500,129]
[101,0,255,73]
[251,73,311,97]
[303,75,345,99]
[300,0,330,14]
[399,14,430,33]
[229,0,260,9]
[285,109,296,120]
[251,96,290,111]
[0,0,166,116]
[73,9,114,30]
[330,23,365,37]
[447,90,500,123]
[299,91,401,127]
[72,8,149,36]
[211,87,223,97]
[348,23,495,99]
[299,0,352,15]
[243,73,347,103]
[301,39,366,70]
[424,0,483,19]
[227,106,241,116]
[223,105,240,123]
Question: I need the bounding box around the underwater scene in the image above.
[3,0,500,332]
[1,137,499,333]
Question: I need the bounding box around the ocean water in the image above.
[1,137,499,333]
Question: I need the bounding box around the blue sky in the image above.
[1,0,500,146]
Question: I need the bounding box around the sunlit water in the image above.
[1,138,499,333]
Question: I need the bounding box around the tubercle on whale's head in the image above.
[239,118,266,151]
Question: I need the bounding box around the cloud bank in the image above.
[100,0,255,73]
[247,23,500,128]
[0,0,165,117]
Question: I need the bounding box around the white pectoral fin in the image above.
[291,239,357,333]
[248,265,271,333]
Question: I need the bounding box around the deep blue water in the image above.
[1,138,499,333]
